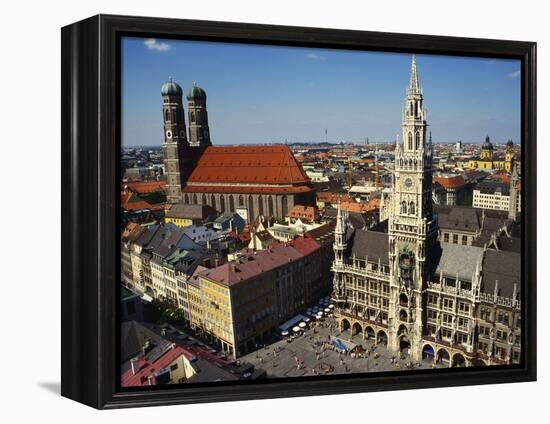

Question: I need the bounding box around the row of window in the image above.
[442,232,469,245]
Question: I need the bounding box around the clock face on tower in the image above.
[166,130,172,139]
[404,177,413,188]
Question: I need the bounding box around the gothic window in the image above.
[400,159,403,168]
[415,132,420,149]
[238,195,244,207]
[409,201,415,215]
[202,194,207,204]
[401,201,407,214]
[192,194,198,204]
[220,195,226,212]
[414,101,418,117]
[408,132,413,150]
[268,196,274,217]
[248,195,254,221]
[281,195,288,217]
[191,111,195,122]
[258,196,264,216]
[165,109,170,122]
[410,102,413,117]
[211,194,216,210]
[229,195,235,211]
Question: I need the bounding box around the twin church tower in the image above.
[161,80,212,203]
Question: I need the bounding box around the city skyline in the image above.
[122,37,521,147]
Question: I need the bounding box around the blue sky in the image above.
[121,36,521,147]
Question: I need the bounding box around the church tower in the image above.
[161,79,189,203]
[387,56,438,359]
[186,83,212,147]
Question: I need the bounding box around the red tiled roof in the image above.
[121,191,165,212]
[124,181,166,194]
[121,345,192,387]
[286,205,319,221]
[433,175,466,189]
[289,236,320,256]
[186,146,311,185]
[182,184,313,195]
[339,201,374,213]
[316,192,354,204]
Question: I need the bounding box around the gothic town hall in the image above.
[332,56,521,367]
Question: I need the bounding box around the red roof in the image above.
[200,243,303,287]
[316,192,354,204]
[124,181,166,194]
[182,184,313,195]
[186,146,311,185]
[286,205,319,222]
[121,345,192,387]
[289,236,320,256]
[433,175,466,189]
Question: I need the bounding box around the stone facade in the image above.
[331,56,521,368]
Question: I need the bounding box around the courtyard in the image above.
[240,317,445,378]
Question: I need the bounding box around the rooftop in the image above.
[185,145,311,186]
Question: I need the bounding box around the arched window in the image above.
[202,194,207,205]
[400,159,403,168]
[281,195,288,218]
[401,201,407,214]
[415,132,420,150]
[229,195,235,211]
[258,196,264,216]
[248,195,254,221]
[165,109,170,122]
[220,195,226,212]
[408,132,413,150]
[211,194,216,210]
[238,195,244,207]
[414,101,418,117]
[190,111,195,122]
[192,194,198,204]
[409,201,415,215]
[410,102,413,117]
[184,194,189,204]
[268,196,274,217]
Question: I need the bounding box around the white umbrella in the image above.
[328,304,335,309]
[299,322,306,328]
[324,308,330,313]
[281,330,289,336]
[293,326,301,333]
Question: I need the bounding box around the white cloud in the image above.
[144,38,172,52]
[306,52,326,61]
[506,70,521,79]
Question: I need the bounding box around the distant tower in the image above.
[509,162,519,221]
[505,139,515,171]
[455,140,463,154]
[186,83,212,147]
[161,79,188,203]
[480,136,494,161]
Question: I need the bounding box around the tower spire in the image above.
[409,54,420,93]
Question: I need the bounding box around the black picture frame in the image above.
[61,14,537,409]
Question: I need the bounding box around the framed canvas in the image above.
[61,14,537,409]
